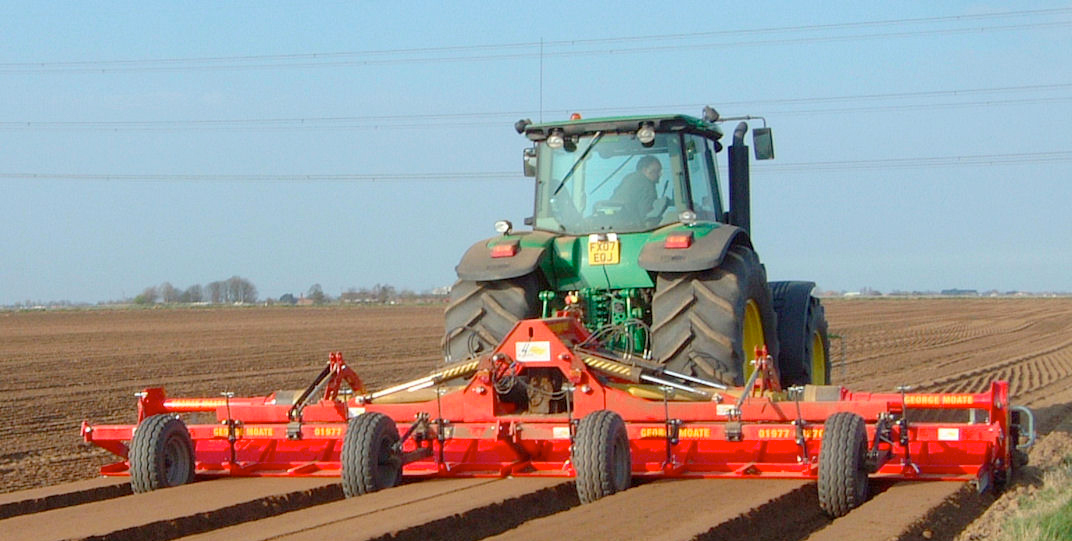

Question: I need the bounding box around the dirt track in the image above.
[2,299,1071,540]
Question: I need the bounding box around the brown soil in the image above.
[954,385,1072,540]
[484,479,817,541]
[0,305,443,493]
[177,478,575,541]
[0,298,1070,540]
[1,478,340,541]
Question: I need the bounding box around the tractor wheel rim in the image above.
[811,330,828,385]
[742,299,765,380]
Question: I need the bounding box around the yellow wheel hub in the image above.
[742,299,766,381]
[810,330,828,385]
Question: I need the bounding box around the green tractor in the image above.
[443,108,829,391]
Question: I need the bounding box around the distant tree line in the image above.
[125,278,446,307]
[133,276,257,305]
[275,283,446,305]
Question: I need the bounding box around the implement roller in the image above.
[82,314,1035,517]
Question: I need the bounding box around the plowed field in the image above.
[2,298,1071,540]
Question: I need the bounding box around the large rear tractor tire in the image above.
[573,410,631,504]
[818,412,870,517]
[442,275,541,363]
[651,244,778,386]
[129,414,196,493]
[341,412,402,497]
[771,281,831,386]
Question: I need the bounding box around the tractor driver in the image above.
[608,155,662,222]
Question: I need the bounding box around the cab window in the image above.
[683,134,722,221]
[533,133,684,234]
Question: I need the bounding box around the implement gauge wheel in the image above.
[818,412,870,517]
[442,274,541,363]
[652,244,779,386]
[573,410,631,504]
[129,414,196,493]
[341,412,402,497]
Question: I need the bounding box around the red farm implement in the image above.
[82,315,1035,517]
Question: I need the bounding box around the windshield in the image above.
[533,132,686,234]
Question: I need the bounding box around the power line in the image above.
[2,83,1068,131]
[1,8,1069,73]
[755,151,1072,174]
[760,95,1072,117]
[681,82,1072,107]
[3,151,1068,183]
[0,171,519,183]
[582,21,1072,58]
[0,113,527,131]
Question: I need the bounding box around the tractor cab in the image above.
[520,115,727,235]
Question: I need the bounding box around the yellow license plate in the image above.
[588,239,620,265]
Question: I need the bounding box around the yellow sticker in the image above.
[904,394,974,406]
[639,427,711,439]
[757,428,824,440]
[313,426,344,438]
[516,341,551,362]
[212,426,275,438]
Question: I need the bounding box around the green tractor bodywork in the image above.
[445,110,829,389]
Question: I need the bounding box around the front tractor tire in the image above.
[442,275,541,363]
[341,412,402,497]
[129,414,196,493]
[651,245,779,386]
[573,410,632,504]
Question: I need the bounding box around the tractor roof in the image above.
[522,114,723,142]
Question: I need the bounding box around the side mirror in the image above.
[523,147,537,177]
[752,127,774,160]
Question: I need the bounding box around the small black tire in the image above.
[818,412,870,517]
[651,244,779,386]
[129,414,196,493]
[442,275,541,363]
[770,281,831,386]
[573,410,631,504]
[341,412,402,497]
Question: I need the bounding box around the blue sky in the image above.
[1,2,1070,305]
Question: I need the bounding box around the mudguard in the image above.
[454,230,556,282]
[638,224,752,273]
